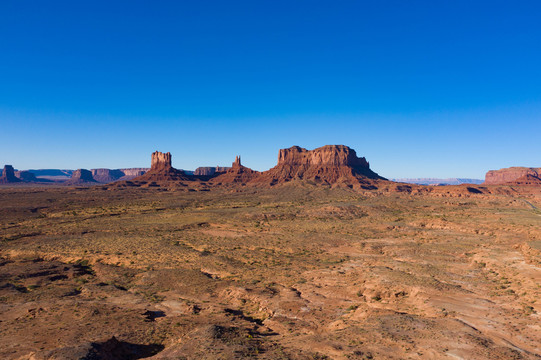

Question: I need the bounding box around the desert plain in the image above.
[0,179,540,359]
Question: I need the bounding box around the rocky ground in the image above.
[0,184,540,359]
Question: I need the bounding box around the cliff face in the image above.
[484,167,541,185]
[0,165,22,184]
[119,168,148,178]
[257,145,384,187]
[92,169,125,183]
[277,145,370,169]
[151,151,172,171]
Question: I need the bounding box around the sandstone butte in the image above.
[128,151,191,183]
[484,167,541,185]
[0,165,22,184]
[253,145,384,187]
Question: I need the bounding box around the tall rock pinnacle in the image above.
[233,155,241,167]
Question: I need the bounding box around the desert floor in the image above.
[1,185,540,359]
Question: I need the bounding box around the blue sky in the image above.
[1,1,540,178]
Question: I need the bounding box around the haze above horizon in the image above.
[1,1,540,179]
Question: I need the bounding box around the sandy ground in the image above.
[0,184,540,359]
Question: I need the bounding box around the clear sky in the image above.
[1,1,540,179]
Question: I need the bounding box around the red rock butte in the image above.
[277,145,370,168]
[151,151,172,171]
[0,165,22,184]
[254,145,384,187]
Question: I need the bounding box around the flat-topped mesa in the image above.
[278,145,370,169]
[16,171,37,182]
[0,165,22,184]
[484,167,541,185]
[91,169,126,183]
[151,151,172,171]
[194,166,230,176]
[255,145,384,187]
[65,169,97,185]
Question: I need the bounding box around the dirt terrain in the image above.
[1,183,540,359]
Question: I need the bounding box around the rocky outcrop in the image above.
[0,165,22,184]
[277,145,369,168]
[484,167,541,185]
[255,145,384,188]
[194,166,230,176]
[211,156,260,184]
[65,169,98,185]
[127,151,190,183]
[506,174,541,185]
[151,151,172,171]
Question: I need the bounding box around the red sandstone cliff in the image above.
[484,167,541,185]
[255,145,384,187]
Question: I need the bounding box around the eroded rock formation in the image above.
[255,145,384,188]
[65,169,97,185]
[277,145,369,168]
[194,166,230,176]
[151,151,172,171]
[0,165,22,184]
[212,155,259,184]
[484,167,541,185]
[126,151,190,184]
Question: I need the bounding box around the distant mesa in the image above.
[65,169,98,185]
[16,170,39,182]
[484,167,541,185]
[194,166,230,176]
[393,178,484,186]
[0,165,22,184]
[91,169,126,183]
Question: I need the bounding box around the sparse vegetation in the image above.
[0,185,540,358]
